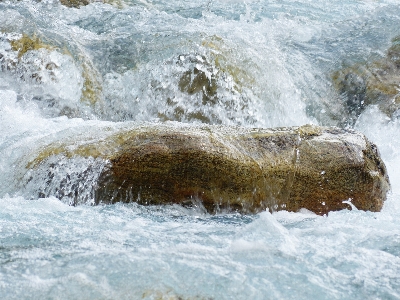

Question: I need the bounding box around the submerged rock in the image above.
[60,0,127,8]
[0,32,103,117]
[332,36,400,124]
[28,124,390,215]
[60,0,90,8]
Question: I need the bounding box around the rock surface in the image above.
[60,0,91,8]
[30,124,390,215]
[332,36,400,124]
[59,0,125,8]
[0,32,103,117]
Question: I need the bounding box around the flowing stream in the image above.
[1,0,400,299]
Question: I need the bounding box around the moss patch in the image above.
[10,34,53,58]
[80,61,102,105]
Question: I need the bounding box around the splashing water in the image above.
[1,0,400,299]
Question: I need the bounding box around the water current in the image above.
[1,0,400,299]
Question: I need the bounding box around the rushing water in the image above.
[1,0,400,299]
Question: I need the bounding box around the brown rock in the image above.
[60,0,90,8]
[332,36,400,124]
[59,0,126,8]
[82,124,389,215]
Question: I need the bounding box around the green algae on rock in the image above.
[332,36,400,124]
[10,34,54,58]
[27,124,390,215]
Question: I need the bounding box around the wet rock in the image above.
[60,0,90,8]
[332,36,400,124]
[157,52,251,124]
[0,32,103,116]
[178,55,218,105]
[29,124,390,215]
[59,0,126,8]
[10,34,54,58]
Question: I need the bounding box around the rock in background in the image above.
[332,36,400,125]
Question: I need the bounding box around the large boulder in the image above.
[29,124,390,215]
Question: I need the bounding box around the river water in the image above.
[1,0,400,299]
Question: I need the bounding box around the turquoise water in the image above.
[1,0,400,299]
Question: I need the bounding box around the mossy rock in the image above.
[332,36,400,123]
[29,124,390,215]
[178,56,218,106]
[6,33,103,109]
[10,34,54,58]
